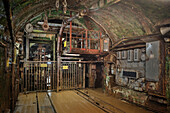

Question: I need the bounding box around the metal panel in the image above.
[146,41,160,81]
[127,50,134,61]
[134,49,141,61]
[122,51,127,59]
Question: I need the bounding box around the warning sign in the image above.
[41,64,47,67]
[63,66,68,69]
[64,41,67,47]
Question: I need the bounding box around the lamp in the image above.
[149,51,154,59]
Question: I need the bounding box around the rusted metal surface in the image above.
[67,29,102,54]
[146,40,166,96]
[70,48,100,54]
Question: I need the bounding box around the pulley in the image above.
[63,0,67,14]
[42,12,49,31]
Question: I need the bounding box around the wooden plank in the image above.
[114,45,146,51]
[38,93,55,113]
[48,91,105,113]
[14,93,37,113]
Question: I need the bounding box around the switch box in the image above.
[122,51,127,59]
[127,50,133,61]
[134,49,141,61]
[117,51,121,59]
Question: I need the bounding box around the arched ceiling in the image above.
[1,0,170,42]
[86,0,170,42]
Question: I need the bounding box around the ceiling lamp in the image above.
[160,26,170,35]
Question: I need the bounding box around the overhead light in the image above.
[160,26,170,35]
[63,53,80,56]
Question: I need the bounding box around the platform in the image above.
[14,89,153,113]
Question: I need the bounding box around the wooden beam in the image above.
[110,33,161,50]
[114,45,146,51]
[115,40,145,48]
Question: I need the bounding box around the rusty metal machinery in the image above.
[42,12,49,31]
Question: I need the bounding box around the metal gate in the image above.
[23,61,57,91]
[60,62,85,90]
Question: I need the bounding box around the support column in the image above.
[26,37,29,60]
[2,0,16,112]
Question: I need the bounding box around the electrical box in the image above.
[134,49,141,61]
[103,38,109,52]
[127,50,133,61]
[146,41,160,81]
[122,51,127,59]
[117,51,121,59]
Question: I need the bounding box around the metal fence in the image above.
[60,62,85,90]
[23,61,57,91]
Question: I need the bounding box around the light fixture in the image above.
[149,51,154,59]
[160,26,170,35]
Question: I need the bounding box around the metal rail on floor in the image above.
[74,89,126,113]
[47,91,57,113]
[36,91,40,113]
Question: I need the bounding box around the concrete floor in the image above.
[14,89,153,113]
